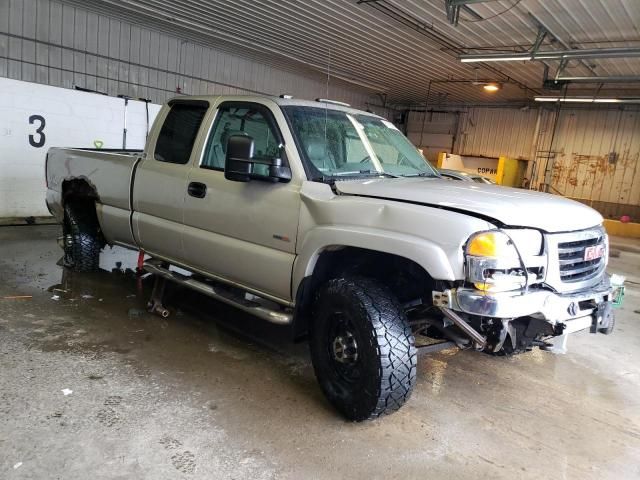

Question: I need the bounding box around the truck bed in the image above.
[45,147,143,246]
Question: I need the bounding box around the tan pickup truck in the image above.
[45,95,616,420]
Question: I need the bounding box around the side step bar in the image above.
[143,261,293,325]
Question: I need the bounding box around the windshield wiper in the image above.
[329,170,399,178]
[312,171,399,185]
[358,170,399,178]
[402,172,439,178]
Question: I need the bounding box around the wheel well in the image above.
[293,246,437,340]
[62,179,98,204]
[61,179,102,240]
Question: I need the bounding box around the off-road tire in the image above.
[64,203,101,272]
[309,277,417,421]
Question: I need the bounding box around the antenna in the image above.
[323,47,331,170]
[326,47,331,99]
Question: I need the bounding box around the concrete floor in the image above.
[1,225,639,480]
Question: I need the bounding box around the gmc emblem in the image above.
[584,244,605,261]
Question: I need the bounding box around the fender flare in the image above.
[291,225,458,299]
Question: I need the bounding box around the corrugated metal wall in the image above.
[407,106,539,160]
[407,105,640,219]
[0,0,376,108]
[406,110,458,162]
[457,107,540,160]
[534,108,640,220]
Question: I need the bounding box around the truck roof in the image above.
[166,94,383,118]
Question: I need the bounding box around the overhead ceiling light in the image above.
[461,55,531,63]
[483,83,501,92]
[534,96,640,104]
[460,47,640,63]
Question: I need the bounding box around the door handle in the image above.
[187,182,207,198]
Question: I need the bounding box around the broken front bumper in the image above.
[449,277,614,332]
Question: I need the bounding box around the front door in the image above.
[181,101,301,303]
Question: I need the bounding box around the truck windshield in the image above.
[282,106,438,180]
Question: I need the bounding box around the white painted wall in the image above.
[0,77,160,218]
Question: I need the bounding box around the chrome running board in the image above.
[143,260,293,325]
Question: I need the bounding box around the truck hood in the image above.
[334,177,602,233]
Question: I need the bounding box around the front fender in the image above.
[292,225,457,300]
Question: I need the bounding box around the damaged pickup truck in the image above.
[46,95,616,421]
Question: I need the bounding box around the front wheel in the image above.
[309,277,417,421]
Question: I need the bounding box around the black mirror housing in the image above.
[225,135,254,182]
[224,135,292,183]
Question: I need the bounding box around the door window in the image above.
[154,102,208,164]
[201,103,282,174]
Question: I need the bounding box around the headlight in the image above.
[465,230,543,293]
[466,231,518,259]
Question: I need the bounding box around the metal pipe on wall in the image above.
[419,80,432,148]
[528,107,543,189]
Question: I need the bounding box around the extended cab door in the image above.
[181,100,301,303]
[132,100,210,264]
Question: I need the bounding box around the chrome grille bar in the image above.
[544,226,608,293]
[557,231,605,283]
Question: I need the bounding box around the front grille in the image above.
[557,234,605,283]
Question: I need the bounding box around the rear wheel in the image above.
[64,203,101,272]
[309,277,416,421]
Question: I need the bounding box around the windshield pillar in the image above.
[346,113,383,173]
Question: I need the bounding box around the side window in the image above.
[201,104,281,172]
[154,103,208,164]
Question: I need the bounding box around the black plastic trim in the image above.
[128,156,143,248]
[168,99,210,108]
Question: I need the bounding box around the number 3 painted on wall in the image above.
[29,115,46,148]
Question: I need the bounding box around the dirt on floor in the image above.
[1,225,639,479]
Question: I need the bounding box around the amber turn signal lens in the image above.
[467,233,499,257]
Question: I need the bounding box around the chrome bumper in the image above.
[453,277,612,325]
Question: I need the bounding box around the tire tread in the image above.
[312,277,417,420]
[64,204,100,272]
